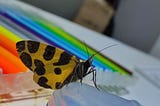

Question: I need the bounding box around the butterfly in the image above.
[16,40,97,89]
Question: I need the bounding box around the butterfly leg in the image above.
[84,67,99,90]
[80,65,85,85]
[92,68,99,90]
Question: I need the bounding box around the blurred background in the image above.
[20,0,160,59]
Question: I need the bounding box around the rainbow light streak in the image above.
[1,9,97,67]
[0,8,108,70]
[0,6,131,75]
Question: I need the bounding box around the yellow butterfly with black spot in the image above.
[16,40,96,89]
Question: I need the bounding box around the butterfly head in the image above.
[84,55,94,67]
[76,55,94,78]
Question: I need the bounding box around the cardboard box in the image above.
[74,0,114,32]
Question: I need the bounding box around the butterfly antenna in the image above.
[82,40,90,59]
[92,44,118,56]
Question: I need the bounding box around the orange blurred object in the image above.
[0,46,27,74]
[0,34,18,57]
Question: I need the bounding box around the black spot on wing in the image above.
[34,67,46,75]
[16,41,25,52]
[54,68,61,75]
[53,52,72,65]
[38,77,52,89]
[34,59,44,67]
[34,59,45,75]
[27,41,40,53]
[43,45,56,60]
[55,82,62,89]
[20,52,32,70]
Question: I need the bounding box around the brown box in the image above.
[74,0,114,32]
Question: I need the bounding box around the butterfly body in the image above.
[16,40,94,89]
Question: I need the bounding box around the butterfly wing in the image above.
[16,40,78,89]
[33,61,77,89]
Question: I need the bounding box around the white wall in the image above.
[113,0,160,52]
[20,0,84,20]
[150,34,160,59]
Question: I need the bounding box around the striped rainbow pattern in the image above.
[0,3,131,75]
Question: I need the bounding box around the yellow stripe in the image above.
[0,26,22,42]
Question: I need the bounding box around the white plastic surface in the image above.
[47,82,141,106]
